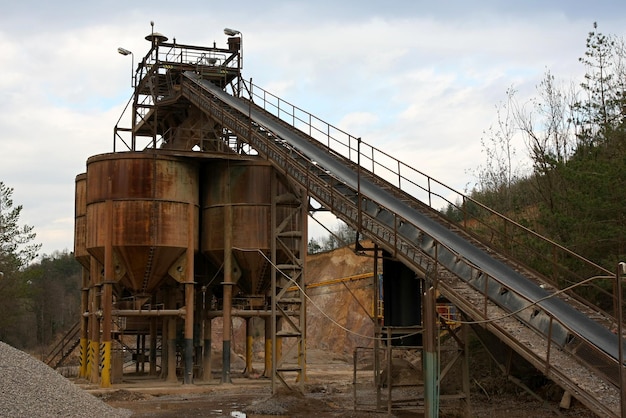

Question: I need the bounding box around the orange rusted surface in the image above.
[74,173,89,269]
[202,161,273,295]
[85,152,199,294]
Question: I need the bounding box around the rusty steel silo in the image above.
[85,152,199,295]
[201,160,300,297]
[202,160,271,296]
[200,159,305,384]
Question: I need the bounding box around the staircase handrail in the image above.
[44,321,81,367]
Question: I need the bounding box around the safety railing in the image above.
[45,321,81,369]
[135,41,240,86]
[182,75,623,414]
[240,78,616,323]
[113,41,241,152]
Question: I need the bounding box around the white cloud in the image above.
[1,1,626,255]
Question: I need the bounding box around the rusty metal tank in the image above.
[85,152,199,295]
[201,160,302,296]
[74,173,90,269]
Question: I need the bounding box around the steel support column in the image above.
[79,266,90,378]
[160,313,167,379]
[222,203,233,384]
[245,317,254,376]
[100,195,114,388]
[270,171,306,393]
[183,202,196,384]
[264,316,271,378]
[150,317,157,375]
[88,257,100,383]
[166,290,178,383]
[184,282,194,383]
[461,323,471,417]
[202,316,212,381]
[423,285,438,417]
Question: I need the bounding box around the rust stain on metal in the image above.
[85,152,199,294]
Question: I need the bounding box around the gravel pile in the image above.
[0,341,131,418]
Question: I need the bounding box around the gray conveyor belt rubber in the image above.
[184,72,623,363]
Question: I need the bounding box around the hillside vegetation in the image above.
[447,23,626,309]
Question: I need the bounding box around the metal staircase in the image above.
[45,321,81,370]
[178,71,625,416]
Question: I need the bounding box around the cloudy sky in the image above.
[1,1,626,257]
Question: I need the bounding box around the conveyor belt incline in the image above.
[180,71,623,416]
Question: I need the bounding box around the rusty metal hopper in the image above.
[85,152,199,295]
[202,161,273,295]
[201,160,304,296]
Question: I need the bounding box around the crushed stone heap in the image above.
[0,341,130,418]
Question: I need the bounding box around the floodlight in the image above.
[224,28,240,36]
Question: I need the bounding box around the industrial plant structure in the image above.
[75,28,307,392]
[73,26,626,417]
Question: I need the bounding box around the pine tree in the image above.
[0,182,41,346]
[574,22,620,144]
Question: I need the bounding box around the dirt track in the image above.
[85,350,595,418]
[88,355,373,418]
[77,246,596,417]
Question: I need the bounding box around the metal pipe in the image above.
[111,309,186,317]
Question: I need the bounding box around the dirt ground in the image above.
[82,349,596,418]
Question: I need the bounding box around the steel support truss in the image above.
[270,170,307,393]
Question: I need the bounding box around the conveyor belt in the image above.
[180,71,623,415]
[184,71,620,362]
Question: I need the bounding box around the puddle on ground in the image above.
[204,409,288,418]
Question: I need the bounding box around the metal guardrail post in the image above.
[357,137,362,234]
[546,316,553,374]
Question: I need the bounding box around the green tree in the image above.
[574,22,622,144]
[468,25,626,295]
[321,222,357,251]
[310,222,357,253]
[535,24,626,266]
[23,251,82,348]
[0,182,40,272]
[0,182,41,346]
[308,237,322,254]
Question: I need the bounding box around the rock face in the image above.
[218,244,380,360]
[305,243,376,356]
[216,242,376,364]
[0,341,131,418]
